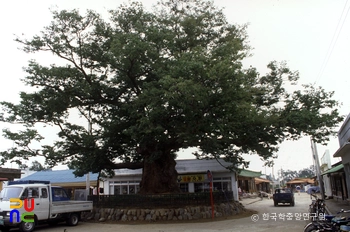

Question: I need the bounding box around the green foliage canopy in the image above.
[29,160,51,171]
[0,0,343,178]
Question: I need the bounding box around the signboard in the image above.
[177,174,205,183]
[207,170,213,182]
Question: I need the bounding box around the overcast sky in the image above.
[0,0,349,176]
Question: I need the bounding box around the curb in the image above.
[325,205,332,215]
[243,198,263,206]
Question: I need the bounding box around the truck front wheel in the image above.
[0,226,10,232]
[67,213,79,226]
[19,221,35,232]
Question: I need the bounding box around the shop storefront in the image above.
[103,159,239,200]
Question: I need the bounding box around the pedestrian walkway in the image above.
[239,192,350,216]
[324,197,350,215]
[305,192,350,215]
[240,196,264,206]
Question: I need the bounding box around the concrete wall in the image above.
[84,201,246,222]
[336,113,350,199]
[322,175,332,197]
[338,114,350,147]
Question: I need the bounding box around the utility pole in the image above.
[272,165,275,193]
[280,167,284,187]
[86,170,90,200]
[310,137,325,200]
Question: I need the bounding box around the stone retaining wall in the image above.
[83,201,246,222]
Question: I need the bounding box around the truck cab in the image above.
[0,180,92,232]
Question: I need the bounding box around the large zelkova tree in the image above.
[0,0,343,194]
[29,160,51,171]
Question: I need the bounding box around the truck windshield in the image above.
[0,187,23,200]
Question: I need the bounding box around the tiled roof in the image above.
[175,159,236,174]
[112,159,239,175]
[20,170,98,183]
[286,178,315,185]
[19,159,259,181]
[322,163,344,175]
[255,177,271,184]
[0,167,21,179]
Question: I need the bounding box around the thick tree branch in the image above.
[105,162,144,170]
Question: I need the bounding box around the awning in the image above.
[333,142,350,158]
[255,177,271,184]
[238,169,262,178]
[52,181,98,187]
[0,168,21,180]
[286,178,314,185]
[322,163,344,175]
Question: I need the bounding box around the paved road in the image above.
[5,193,313,232]
[241,192,312,231]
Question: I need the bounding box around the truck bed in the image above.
[51,200,93,214]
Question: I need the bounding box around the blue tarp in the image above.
[307,186,320,194]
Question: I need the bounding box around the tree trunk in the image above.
[139,151,180,194]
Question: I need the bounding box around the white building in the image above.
[103,159,239,201]
[333,113,350,200]
[320,150,333,197]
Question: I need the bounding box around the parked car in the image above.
[273,188,295,206]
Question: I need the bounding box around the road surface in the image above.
[5,193,313,232]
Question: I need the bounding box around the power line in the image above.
[315,0,350,84]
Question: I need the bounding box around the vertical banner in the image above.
[207,170,214,219]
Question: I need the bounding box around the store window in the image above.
[114,186,121,195]
[194,183,210,192]
[194,177,231,192]
[109,181,140,195]
[179,183,189,192]
[213,181,231,191]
